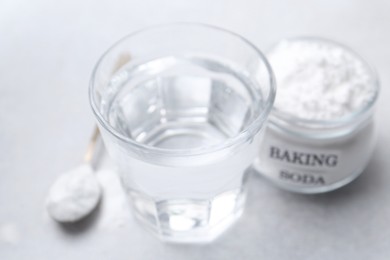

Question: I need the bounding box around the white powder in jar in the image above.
[267,39,376,120]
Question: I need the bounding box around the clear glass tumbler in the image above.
[89,23,276,242]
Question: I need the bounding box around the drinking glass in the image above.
[89,23,276,242]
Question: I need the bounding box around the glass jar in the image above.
[254,38,380,193]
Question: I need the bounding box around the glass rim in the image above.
[267,36,380,129]
[89,22,276,156]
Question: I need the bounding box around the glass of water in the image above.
[89,23,276,243]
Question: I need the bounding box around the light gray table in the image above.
[1,0,390,259]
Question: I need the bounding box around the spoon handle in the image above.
[83,126,101,165]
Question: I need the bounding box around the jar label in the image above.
[262,142,342,187]
[268,145,340,170]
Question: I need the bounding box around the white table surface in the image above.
[1,0,390,259]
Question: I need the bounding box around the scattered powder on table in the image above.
[95,169,132,230]
[267,39,376,120]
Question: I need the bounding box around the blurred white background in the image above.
[1,0,389,259]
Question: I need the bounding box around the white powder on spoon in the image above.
[46,164,101,222]
[267,39,376,120]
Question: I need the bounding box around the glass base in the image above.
[130,189,246,243]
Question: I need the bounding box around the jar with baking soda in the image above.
[253,37,380,193]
